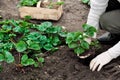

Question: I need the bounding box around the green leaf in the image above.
[15,41,27,52]
[82,24,90,31]
[21,55,35,66]
[66,32,74,44]
[39,35,47,44]
[47,26,63,33]
[80,41,89,49]
[21,61,28,66]
[24,15,32,21]
[10,19,18,27]
[0,20,10,25]
[38,25,47,31]
[81,0,90,4]
[74,47,85,54]
[26,58,35,65]
[52,36,60,46]
[59,31,67,37]
[44,43,53,51]
[19,20,31,27]
[27,40,41,50]
[86,27,97,37]
[54,26,62,32]
[0,54,4,62]
[46,27,58,33]
[38,22,52,31]
[9,33,16,37]
[3,34,10,41]
[27,32,41,40]
[13,26,23,33]
[0,33,4,40]
[38,57,45,63]
[82,24,96,37]
[2,25,12,32]
[51,47,59,52]
[20,0,39,6]
[21,54,28,62]
[68,42,78,48]
[56,1,64,5]
[3,42,13,50]
[29,43,40,50]
[34,62,39,67]
[4,51,14,63]
[73,31,82,41]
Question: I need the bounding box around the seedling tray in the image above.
[19,0,63,21]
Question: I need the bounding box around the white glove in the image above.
[90,51,113,71]
[85,38,91,44]
[92,32,97,39]
[90,41,120,71]
[84,32,97,44]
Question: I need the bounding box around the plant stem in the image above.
[18,52,21,64]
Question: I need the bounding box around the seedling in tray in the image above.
[19,0,39,7]
[19,0,64,8]
[41,0,64,9]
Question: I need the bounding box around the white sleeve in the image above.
[108,41,120,59]
[87,0,109,30]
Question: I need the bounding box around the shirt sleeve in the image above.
[108,41,120,59]
[87,0,109,30]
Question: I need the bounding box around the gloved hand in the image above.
[92,32,97,39]
[84,32,97,44]
[85,38,91,44]
[90,51,113,71]
[90,41,120,71]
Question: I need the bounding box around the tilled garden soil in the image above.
[0,0,120,80]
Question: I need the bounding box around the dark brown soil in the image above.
[0,0,120,80]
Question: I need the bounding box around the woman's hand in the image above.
[90,51,113,71]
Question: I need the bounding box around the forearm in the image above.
[108,41,120,59]
[87,0,109,30]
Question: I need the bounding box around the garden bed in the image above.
[0,0,120,80]
[1,45,120,80]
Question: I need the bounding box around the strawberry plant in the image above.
[41,0,64,9]
[0,19,67,67]
[81,0,90,5]
[19,0,64,8]
[66,24,98,57]
[19,0,39,7]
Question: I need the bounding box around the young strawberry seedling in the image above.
[41,0,64,9]
[19,0,39,7]
[19,0,64,8]
[66,24,99,58]
[81,0,90,5]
